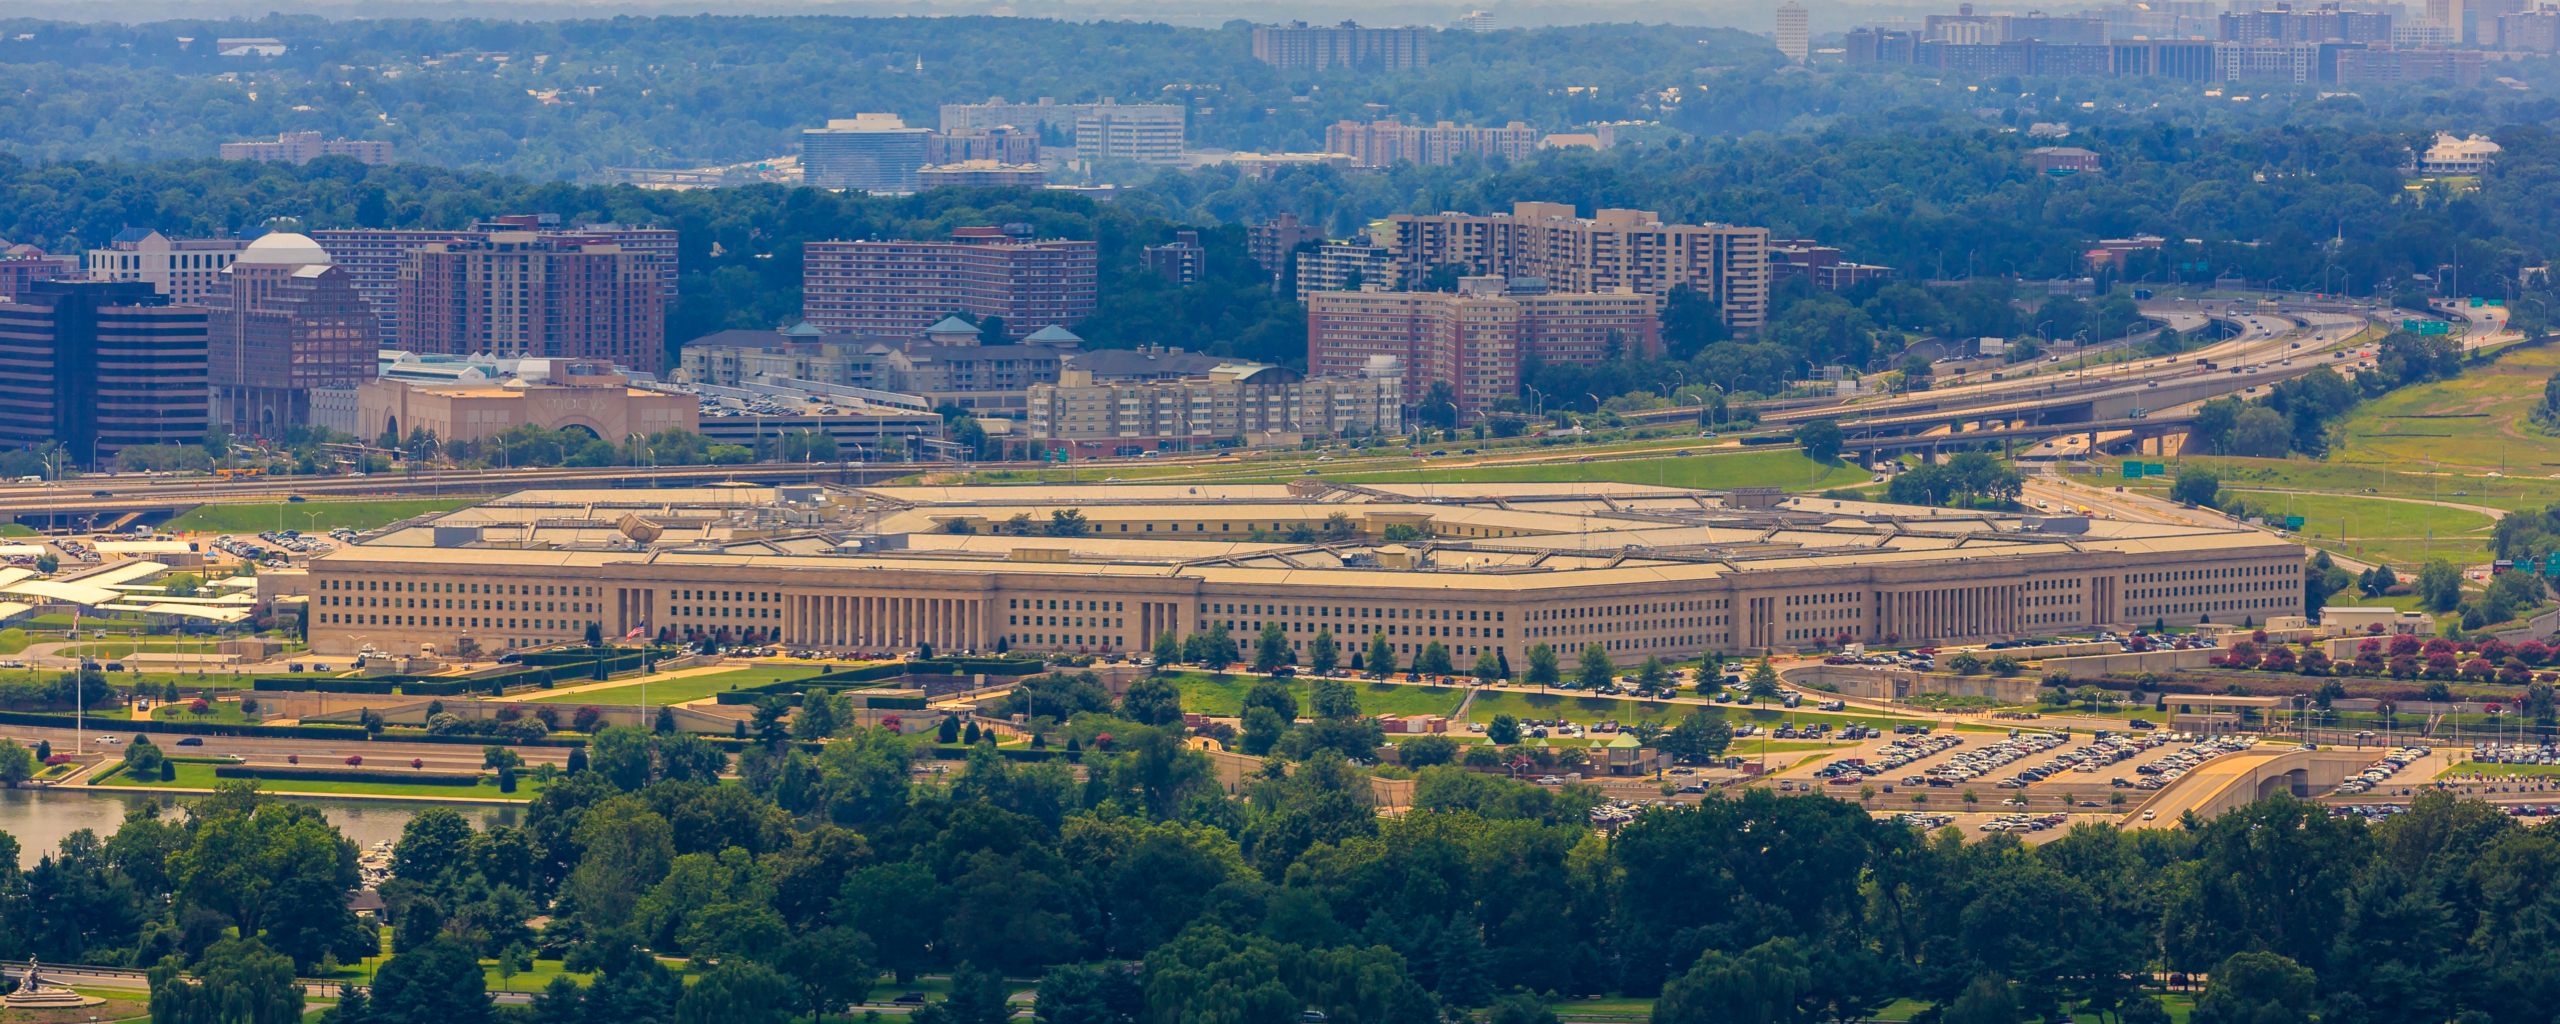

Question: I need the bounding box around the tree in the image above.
[0,738,34,788]
[170,789,372,970]
[1793,418,1844,462]
[1942,975,2020,1024]
[1120,675,1184,727]
[1308,678,1361,719]
[2170,469,2221,508]
[1487,714,1522,745]
[1526,643,1560,688]
[674,960,795,1024]
[1416,641,1453,675]
[1308,628,1339,675]
[150,936,304,1024]
[2418,558,2465,612]
[1578,644,1616,689]
[1151,629,1181,668]
[1198,622,1238,673]
[2190,952,2315,1024]
[1746,658,1782,703]
[1367,632,1397,676]
[371,936,494,1024]
[1255,621,1291,673]
[1660,708,1734,763]
[1654,938,1811,1024]
[777,927,875,1024]
[1046,509,1092,537]
[1472,648,1504,682]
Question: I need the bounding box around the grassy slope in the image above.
[525,665,833,705]
[96,761,544,800]
[1166,672,1470,718]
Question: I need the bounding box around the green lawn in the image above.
[141,698,269,724]
[0,523,38,537]
[95,760,545,801]
[63,639,253,658]
[2443,760,2560,778]
[1164,672,1470,718]
[1465,690,1686,726]
[161,498,485,534]
[2218,489,2498,564]
[526,664,837,705]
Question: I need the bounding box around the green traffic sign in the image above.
[2122,461,2143,478]
[2145,463,2165,476]
[2284,515,2305,530]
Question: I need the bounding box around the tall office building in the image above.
[397,233,668,374]
[802,226,1097,341]
[1777,2,1812,61]
[926,126,1040,165]
[1074,108,1186,163]
[1386,202,1770,330]
[1308,279,1659,416]
[1252,21,1433,69]
[0,280,208,462]
[86,229,251,304]
[802,114,933,192]
[206,233,377,433]
[311,216,676,346]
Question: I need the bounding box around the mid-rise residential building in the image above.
[2221,6,2392,42]
[219,131,394,166]
[918,162,1049,188]
[1925,4,2108,42]
[86,229,250,304]
[311,216,676,345]
[1777,2,1812,61]
[2026,146,2103,174]
[1307,278,1661,415]
[803,114,933,192]
[1248,215,1327,289]
[1386,202,1769,330]
[1252,21,1432,69]
[205,233,377,433]
[802,226,1097,341]
[2335,42,2483,83]
[397,233,668,374]
[0,280,207,461]
[1768,241,1896,291]
[1323,120,1539,167]
[1028,364,1401,454]
[1144,231,1205,285]
[926,126,1040,165]
[0,250,75,300]
[1294,243,1398,302]
[1456,10,1497,30]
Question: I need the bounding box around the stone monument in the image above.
[2,959,105,1008]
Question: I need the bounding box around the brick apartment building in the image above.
[220,131,395,166]
[1251,22,1431,70]
[1386,202,1769,330]
[397,232,668,374]
[1307,277,1660,417]
[313,215,676,346]
[801,226,1097,342]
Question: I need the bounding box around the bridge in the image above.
[2124,746,2375,827]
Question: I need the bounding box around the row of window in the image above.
[1202,602,1505,622]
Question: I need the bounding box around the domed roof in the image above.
[235,232,330,266]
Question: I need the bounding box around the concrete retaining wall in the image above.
[2043,648,2221,676]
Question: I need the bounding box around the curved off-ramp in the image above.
[2122,746,2374,827]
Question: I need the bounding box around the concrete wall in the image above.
[1783,665,2042,702]
[2042,647,2221,676]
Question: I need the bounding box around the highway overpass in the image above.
[2124,746,2374,827]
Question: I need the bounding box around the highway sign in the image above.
[2145,463,2165,476]
[2284,515,2305,530]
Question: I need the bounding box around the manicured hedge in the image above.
[399,679,477,697]
[249,677,398,694]
[213,765,484,786]
[0,710,591,747]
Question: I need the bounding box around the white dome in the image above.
[236,232,330,266]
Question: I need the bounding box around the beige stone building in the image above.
[300,482,2308,661]
[357,366,697,444]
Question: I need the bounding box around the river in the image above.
[0,788,526,865]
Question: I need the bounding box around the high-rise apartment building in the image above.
[2500,4,2560,49]
[1777,2,1812,61]
[1385,202,1769,330]
[311,216,677,346]
[1074,108,1186,163]
[1307,278,1660,416]
[803,114,934,192]
[1294,243,1398,302]
[0,280,208,462]
[1248,215,1327,289]
[220,131,394,166]
[1252,21,1433,69]
[1323,120,1539,167]
[397,233,668,374]
[206,233,378,433]
[87,229,250,304]
[2221,6,2393,41]
[802,226,1098,341]
[1143,231,1205,286]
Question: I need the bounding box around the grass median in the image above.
[162,497,486,534]
[94,760,545,801]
